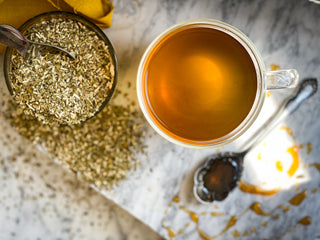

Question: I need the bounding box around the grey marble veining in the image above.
[106,0,320,239]
[1,0,320,240]
[0,76,162,239]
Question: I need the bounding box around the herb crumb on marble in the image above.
[3,93,147,189]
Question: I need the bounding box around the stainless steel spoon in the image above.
[194,78,318,203]
[0,24,75,60]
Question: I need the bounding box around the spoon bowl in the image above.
[194,152,244,202]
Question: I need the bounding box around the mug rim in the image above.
[137,19,266,149]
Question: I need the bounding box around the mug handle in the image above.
[265,69,299,89]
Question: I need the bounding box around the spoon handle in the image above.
[241,78,318,153]
[0,24,28,56]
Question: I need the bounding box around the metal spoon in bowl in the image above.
[194,78,318,203]
[0,24,75,60]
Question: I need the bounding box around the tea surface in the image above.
[144,26,257,142]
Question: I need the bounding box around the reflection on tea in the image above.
[143,26,257,142]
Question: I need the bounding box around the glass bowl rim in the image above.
[3,11,118,124]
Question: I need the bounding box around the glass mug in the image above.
[136,19,298,148]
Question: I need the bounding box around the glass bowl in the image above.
[3,11,118,124]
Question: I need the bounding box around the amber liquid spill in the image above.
[257,152,262,160]
[161,127,315,239]
[266,90,272,97]
[307,143,313,154]
[283,206,290,212]
[163,187,315,240]
[270,64,281,71]
[309,163,320,172]
[163,225,176,238]
[179,206,199,224]
[250,202,271,216]
[211,212,224,216]
[233,230,240,237]
[276,160,283,172]
[298,216,312,225]
[287,145,299,177]
[281,126,294,136]
[289,190,307,206]
[238,180,280,195]
[143,27,257,141]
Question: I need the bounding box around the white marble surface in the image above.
[0,122,161,240]
[1,0,320,240]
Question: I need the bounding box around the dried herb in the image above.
[3,94,146,189]
[9,18,115,125]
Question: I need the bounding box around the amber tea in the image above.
[141,25,257,144]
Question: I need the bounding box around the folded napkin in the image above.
[0,0,113,52]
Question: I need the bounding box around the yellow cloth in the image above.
[0,0,113,52]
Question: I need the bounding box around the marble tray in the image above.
[1,0,320,239]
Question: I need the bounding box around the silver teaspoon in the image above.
[0,24,75,60]
[194,78,318,203]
